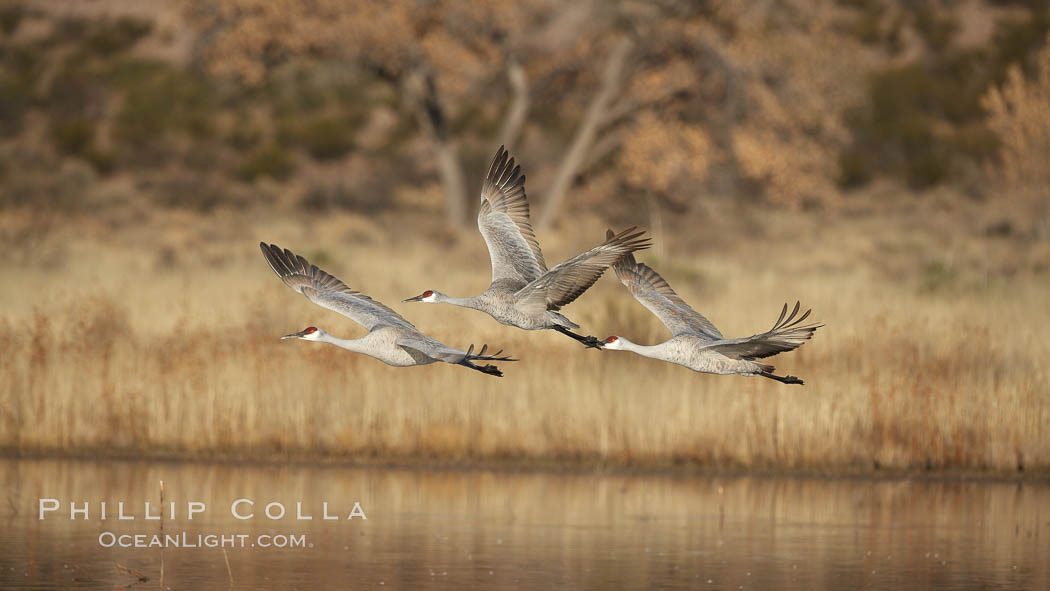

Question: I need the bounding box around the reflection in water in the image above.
[1,458,1047,589]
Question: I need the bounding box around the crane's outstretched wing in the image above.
[611,240,723,340]
[516,227,651,312]
[260,243,415,332]
[477,146,547,288]
[703,301,821,359]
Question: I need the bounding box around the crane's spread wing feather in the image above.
[260,243,415,332]
[703,301,822,359]
[611,239,723,340]
[516,227,651,312]
[477,146,547,288]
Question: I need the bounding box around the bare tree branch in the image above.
[580,128,625,175]
[404,68,468,226]
[497,53,530,149]
[538,37,634,228]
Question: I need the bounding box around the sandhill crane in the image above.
[403,146,651,348]
[260,243,515,377]
[601,230,822,384]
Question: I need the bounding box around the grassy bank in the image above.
[1,199,1047,475]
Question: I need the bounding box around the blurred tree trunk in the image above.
[405,68,468,227]
[497,54,530,149]
[405,51,531,227]
[538,37,634,229]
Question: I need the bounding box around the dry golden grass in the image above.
[0,200,1048,474]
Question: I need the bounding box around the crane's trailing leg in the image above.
[456,343,516,377]
[759,371,804,385]
[553,326,604,349]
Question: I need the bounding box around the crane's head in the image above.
[281,326,324,341]
[601,335,625,350]
[403,289,440,303]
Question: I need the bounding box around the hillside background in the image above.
[1,0,1048,474]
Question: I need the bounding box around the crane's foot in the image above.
[554,326,604,350]
[460,359,504,377]
[581,336,604,349]
[478,364,503,377]
[759,371,804,385]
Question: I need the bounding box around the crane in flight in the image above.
[404,146,650,349]
[260,243,515,377]
[600,230,822,384]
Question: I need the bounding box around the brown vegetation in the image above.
[0,2,1048,472]
[3,1,1047,222]
[0,198,1047,473]
[982,33,1050,231]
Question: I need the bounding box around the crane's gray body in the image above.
[331,326,446,367]
[607,246,822,381]
[433,282,580,331]
[619,335,773,376]
[260,243,513,375]
[407,147,649,339]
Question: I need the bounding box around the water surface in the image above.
[1,458,1046,589]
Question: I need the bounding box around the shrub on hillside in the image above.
[838,2,1049,190]
[237,144,294,182]
[983,33,1050,207]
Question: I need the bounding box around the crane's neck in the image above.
[616,338,669,360]
[434,293,483,310]
[318,333,369,355]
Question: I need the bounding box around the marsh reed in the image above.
[0,206,1047,474]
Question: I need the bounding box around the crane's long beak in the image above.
[402,294,425,302]
[281,329,311,340]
